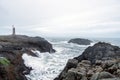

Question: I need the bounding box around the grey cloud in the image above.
[0,0,120,38]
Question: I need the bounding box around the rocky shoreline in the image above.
[55,42,120,80]
[0,35,55,80]
[1,35,120,80]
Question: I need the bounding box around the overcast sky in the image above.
[0,0,120,38]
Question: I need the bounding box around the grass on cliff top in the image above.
[0,57,10,66]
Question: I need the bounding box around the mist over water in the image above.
[22,38,120,80]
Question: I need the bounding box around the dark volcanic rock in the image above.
[0,35,55,53]
[75,42,120,63]
[0,51,31,80]
[55,42,120,80]
[68,38,92,45]
[0,35,55,80]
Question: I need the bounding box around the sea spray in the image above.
[22,40,91,80]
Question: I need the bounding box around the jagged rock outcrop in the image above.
[68,38,92,45]
[55,42,120,80]
[0,35,55,80]
[0,35,55,53]
[75,42,120,63]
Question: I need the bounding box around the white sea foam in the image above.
[69,42,96,48]
[22,50,70,80]
[22,37,120,80]
[22,40,87,80]
[51,41,68,45]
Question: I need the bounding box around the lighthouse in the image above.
[12,25,15,36]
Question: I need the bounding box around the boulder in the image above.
[90,72,100,80]
[64,59,78,71]
[98,71,115,79]
[90,71,115,80]
[65,68,83,80]
[68,38,92,45]
[87,70,94,77]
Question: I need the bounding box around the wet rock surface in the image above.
[55,42,120,80]
[68,38,92,45]
[75,42,120,63]
[0,35,55,80]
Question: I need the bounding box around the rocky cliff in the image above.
[55,42,120,80]
[0,35,55,80]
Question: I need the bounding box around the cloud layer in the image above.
[0,0,120,38]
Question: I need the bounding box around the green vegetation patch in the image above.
[0,57,10,66]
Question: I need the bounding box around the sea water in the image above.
[22,38,120,80]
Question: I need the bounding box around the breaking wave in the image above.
[22,40,94,80]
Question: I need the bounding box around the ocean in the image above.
[22,38,120,80]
